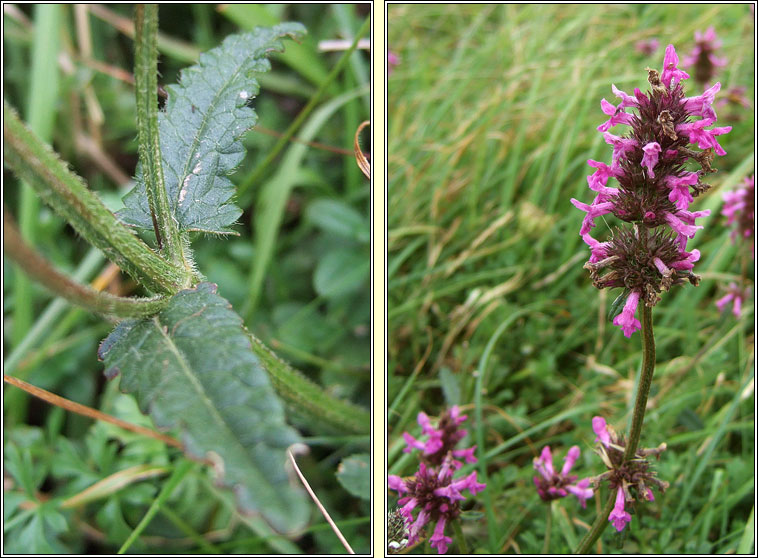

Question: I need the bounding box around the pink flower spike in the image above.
[641,142,661,177]
[593,416,611,448]
[612,289,641,337]
[608,486,632,531]
[661,44,690,88]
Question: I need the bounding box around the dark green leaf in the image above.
[118,23,306,235]
[335,453,369,500]
[98,283,308,533]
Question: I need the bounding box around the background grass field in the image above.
[387,4,754,554]
[4,4,369,554]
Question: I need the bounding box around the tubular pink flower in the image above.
[661,44,690,87]
[603,132,638,163]
[670,248,700,270]
[641,142,661,177]
[682,82,720,119]
[608,486,632,531]
[587,160,620,197]
[612,289,641,338]
[597,99,635,132]
[664,172,699,210]
[676,118,732,156]
[429,517,452,554]
[716,283,748,318]
[566,478,594,509]
[612,84,639,108]
[571,198,615,235]
[562,445,581,476]
[592,416,611,448]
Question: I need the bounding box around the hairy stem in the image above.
[624,305,656,460]
[543,503,552,554]
[574,489,616,554]
[248,334,369,435]
[134,5,185,267]
[4,208,168,319]
[3,100,191,294]
[575,305,656,553]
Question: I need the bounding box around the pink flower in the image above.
[664,172,699,210]
[676,118,732,156]
[716,283,750,318]
[661,44,690,88]
[597,98,635,132]
[533,445,595,508]
[641,142,661,177]
[388,51,400,75]
[592,416,612,448]
[608,486,632,531]
[612,290,641,338]
[722,175,754,253]
[635,38,659,56]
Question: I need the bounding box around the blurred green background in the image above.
[388,3,753,554]
[3,4,369,554]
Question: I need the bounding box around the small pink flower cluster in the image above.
[591,417,668,532]
[533,445,594,507]
[683,27,727,85]
[388,407,485,553]
[722,175,755,254]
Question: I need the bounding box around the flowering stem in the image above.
[624,305,656,460]
[451,519,468,554]
[542,504,552,554]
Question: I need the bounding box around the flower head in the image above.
[533,445,594,507]
[390,408,485,553]
[716,282,751,318]
[388,457,485,553]
[573,45,730,336]
[722,175,755,255]
[635,38,660,56]
[589,417,669,532]
[683,27,727,85]
[402,406,477,468]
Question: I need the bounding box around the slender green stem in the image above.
[575,305,656,553]
[117,460,194,554]
[4,209,168,319]
[14,4,62,347]
[624,305,656,460]
[543,503,552,554]
[451,519,468,554]
[134,5,185,268]
[3,101,190,294]
[574,489,616,554]
[248,334,369,435]
[237,15,370,202]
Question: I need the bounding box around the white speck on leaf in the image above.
[239,90,249,100]
[193,162,202,174]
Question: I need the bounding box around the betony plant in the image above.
[571,44,731,552]
[3,5,369,552]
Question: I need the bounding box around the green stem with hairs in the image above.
[543,503,552,554]
[134,5,187,269]
[3,101,191,294]
[248,334,369,435]
[575,304,656,553]
[4,209,168,320]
